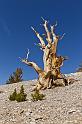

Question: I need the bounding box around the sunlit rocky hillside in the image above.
[0,72,82,124]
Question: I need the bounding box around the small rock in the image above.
[20,110,24,114]
[30,121,36,124]
[68,108,76,114]
[25,112,30,116]
[25,109,32,116]
[34,115,43,120]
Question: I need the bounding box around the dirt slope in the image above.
[0,72,82,124]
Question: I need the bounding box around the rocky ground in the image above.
[0,72,82,124]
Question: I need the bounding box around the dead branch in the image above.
[20,50,43,75]
[54,21,58,27]
[59,33,66,40]
[50,25,56,42]
[26,48,30,60]
[31,26,45,49]
[41,17,52,44]
[22,59,43,74]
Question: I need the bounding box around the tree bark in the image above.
[21,18,68,90]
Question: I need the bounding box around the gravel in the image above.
[0,72,82,124]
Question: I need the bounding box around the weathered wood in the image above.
[21,18,68,90]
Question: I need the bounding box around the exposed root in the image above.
[33,76,76,91]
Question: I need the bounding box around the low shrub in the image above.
[31,90,45,101]
[9,88,17,101]
[9,85,27,102]
[16,85,27,102]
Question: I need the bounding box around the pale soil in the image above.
[0,72,82,124]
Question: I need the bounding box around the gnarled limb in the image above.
[20,49,43,75]
[22,59,43,74]
[31,26,45,49]
[20,51,52,90]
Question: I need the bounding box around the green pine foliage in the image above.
[6,68,23,84]
[20,85,25,94]
[9,85,27,102]
[16,85,27,102]
[9,88,17,101]
[31,90,45,101]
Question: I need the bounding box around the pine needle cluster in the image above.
[31,90,45,101]
[6,68,23,84]
[9,85,27,102]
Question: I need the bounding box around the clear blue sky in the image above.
[0,0,82,84]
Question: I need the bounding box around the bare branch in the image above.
[34,43,44,51]
[34,43,42,47]
[41,17,52,44]
[42,33,46,37]
[55,21,58,27]
[31,26,45,48]
[59,33,66,40]
[20,57,43,74]
[26,48,30,60]
[50,25,56,42]
[20,49,44,74]
[63,56,69,60]
[41,17,49,23]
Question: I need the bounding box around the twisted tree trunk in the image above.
[21,18,68,90]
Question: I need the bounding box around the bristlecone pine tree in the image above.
[6,68,23,84]
[20,17,69,90]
